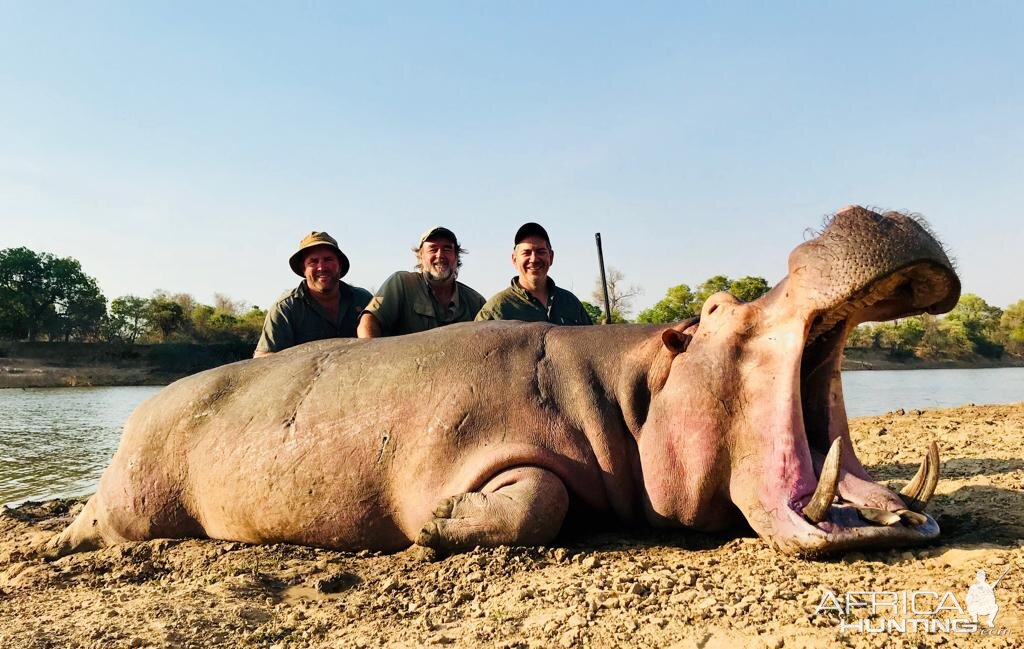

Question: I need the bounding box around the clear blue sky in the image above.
[2,3,1021,314]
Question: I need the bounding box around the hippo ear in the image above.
[661,329,691,356]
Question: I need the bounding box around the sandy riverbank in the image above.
[0,358,177,388]
[1,403,1022,648]
[0,341,254,388]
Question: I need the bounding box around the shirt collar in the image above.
[511,276,556,305]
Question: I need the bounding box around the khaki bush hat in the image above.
[289,231,350,278]
[417,226,459,249]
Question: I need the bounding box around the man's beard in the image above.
[424,264,455,283]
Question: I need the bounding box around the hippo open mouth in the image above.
[752,211,961,555]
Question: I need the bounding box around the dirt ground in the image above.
[1,403,1022,648]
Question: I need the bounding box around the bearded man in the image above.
[255,231,373,357]
[357,226,485,337]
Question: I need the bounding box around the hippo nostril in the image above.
[707,304,719,315]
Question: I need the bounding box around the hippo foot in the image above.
[414,467,569,555]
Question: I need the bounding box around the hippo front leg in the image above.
[416,466,569,554]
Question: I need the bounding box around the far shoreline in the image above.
[2,348,1023,389]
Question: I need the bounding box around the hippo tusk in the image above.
[856,507,901,526]
[802,437,843,524]
[896,509,929,527]
[899,441,940,512]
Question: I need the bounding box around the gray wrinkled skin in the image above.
[46,206,960,559]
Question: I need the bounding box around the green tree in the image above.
[0,297,27,340]
[935,317,973,359]
[237,306,267,342]
[915,313,974,360]
[846,324,876,348]
[188,299,265,343]
[189,304,217,341]
[46,257,107,341]
[875,318,925,358]
[636,275,771,324]
[146,296,186,341]
[945,294,1003,358]
[0,247,107,341]
[0,247,52,340]
[104,295,150,343]
[581,301,603,324]
[729,276,771,302]
[208,311,241,341]
[695,275,732,306]
[1000,300,1024,356]
[636,284,698,324]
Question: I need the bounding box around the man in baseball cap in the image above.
[254,231,373,357]
[475,222,592,326]
[357,226,485,337]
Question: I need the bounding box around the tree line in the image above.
[847,295,1024,360]
[592,270,1022,360]
[0,247,266,344]
[2,246,1021,359]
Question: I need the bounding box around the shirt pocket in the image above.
[411,298,438,322]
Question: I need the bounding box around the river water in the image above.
[2,368,1023,506]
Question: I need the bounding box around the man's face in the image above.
[513,236,553,283]
[419,237,458,282]
[302,245,341,294]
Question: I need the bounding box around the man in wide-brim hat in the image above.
[254,231,373,357]
[357,226,485,337]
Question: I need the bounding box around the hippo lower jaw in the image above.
[752,260,952,556]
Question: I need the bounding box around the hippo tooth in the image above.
[802,437,843,524]
[896,509,929,527]
[855,507,902,526]
[899,441,940,512]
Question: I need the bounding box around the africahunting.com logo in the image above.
[813,567,1012,636]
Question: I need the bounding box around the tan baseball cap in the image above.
[288,231,350,278]
[416,226,459,249]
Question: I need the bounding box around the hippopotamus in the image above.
[46,205,959,559]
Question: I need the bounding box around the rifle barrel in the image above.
[595,233,611,325]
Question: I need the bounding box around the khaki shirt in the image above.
[256,281,373,353]
[363,271,485,336]
[475,277,593,326]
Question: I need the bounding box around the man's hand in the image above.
[357,313,382,338]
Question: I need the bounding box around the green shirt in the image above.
[363,271,485,336]
[255,280,373,353]
[475,277,593,326]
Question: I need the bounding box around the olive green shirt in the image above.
[362,271,485,336]
[256,280,373,353]
[475,277,593,326]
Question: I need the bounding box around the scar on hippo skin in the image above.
[375,432,390,464]
[415,467,569,555]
